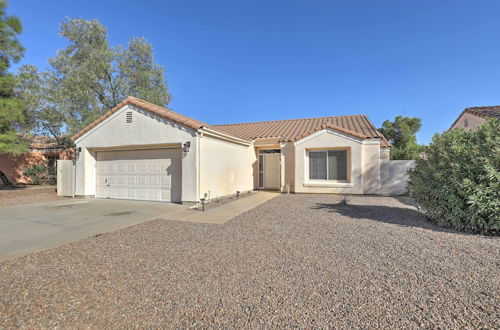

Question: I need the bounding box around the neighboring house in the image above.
[450,106,500,131]
[0,136,74,185]
[72,96,392,204]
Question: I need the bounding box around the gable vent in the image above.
[126,111,133,123]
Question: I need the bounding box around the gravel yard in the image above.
[0,186,65,207]
[1,194,499,328]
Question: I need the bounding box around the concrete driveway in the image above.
[0,199,187,261]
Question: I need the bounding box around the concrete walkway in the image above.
[167,191,279,224]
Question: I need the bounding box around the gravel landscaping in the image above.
[0,186,65,207]
[1,194,499,328]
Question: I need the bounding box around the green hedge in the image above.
[408,119,499,235]
[23,164,56,185]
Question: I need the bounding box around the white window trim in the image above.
[305,149,351,185]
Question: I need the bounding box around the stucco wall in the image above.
[281,142,295,192]
[362,143,381,194]
[380,160,415,196]
[451,112,486,131]
[74,104,199,202]
[0,149,73,185]
[293,130,368,194]
[199,135,255,200]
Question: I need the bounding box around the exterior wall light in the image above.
[183,141,191,153]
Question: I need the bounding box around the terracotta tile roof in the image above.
[464,106,500,119]
[72,96,389,147]
[18,134,66,151]
[72,96,209,141]
[450,106,500,130]
[212,115,390,147]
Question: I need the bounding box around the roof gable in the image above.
[450,106,500,130]
[72,96,209,141]
[290,123,369,142]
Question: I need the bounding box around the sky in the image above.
[9,0,500,144]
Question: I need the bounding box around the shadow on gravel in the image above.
[312,201,465,235]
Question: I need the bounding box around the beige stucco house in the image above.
[72,96,391,204]
[450,106,500,131]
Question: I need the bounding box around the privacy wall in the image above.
[380,160,415,196]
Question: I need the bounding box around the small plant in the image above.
[24,164,50,185]
[408,119,499,235]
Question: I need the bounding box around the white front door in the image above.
[96,148,182,202]
[263,153,280,189]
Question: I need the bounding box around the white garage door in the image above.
[96,148,182,202]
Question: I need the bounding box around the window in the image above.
[309,150,347,181]
[47,155,59,168]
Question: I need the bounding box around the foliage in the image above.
[408,119,500,235]
[18,18,171,137]
[379,116,424,160]
[23,164,53,185]
[0,0,26,154]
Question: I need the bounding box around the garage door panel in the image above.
[137,189,148,199]
[97,162,107,172]
[149,175,160,186]
[96,148,182,202]
[97,175,106,185]
[150,190,161,201]
[127,163,137,173]
[116,176,125,185]
[127,176,137,185]
[148,163,161,173]
[138,163,148,172]
[116,163,126,172]
[137,175,148,186]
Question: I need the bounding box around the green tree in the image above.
[378,116,423,160]
[115,37,170,108]
[20,18,171,137]
[0,0,26,154]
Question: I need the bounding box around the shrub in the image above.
[408,119,499,235]
[23,164,51,185]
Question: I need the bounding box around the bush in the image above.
[23,164,54,185]
[408,119,499,235]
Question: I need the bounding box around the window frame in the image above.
[306,147,351,183]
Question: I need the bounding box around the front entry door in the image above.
[263,153,280,189]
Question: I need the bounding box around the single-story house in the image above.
[72,96,391,204]
[0,135,73,185]
[450,106,500,131]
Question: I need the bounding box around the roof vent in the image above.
[126,111,132,123]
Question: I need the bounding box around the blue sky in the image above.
[10,0,500,143]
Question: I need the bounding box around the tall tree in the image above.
[0,0,25,154]
[116,37,171,107]
[21,18,171,137]
[378,116,423,160]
